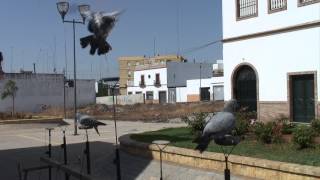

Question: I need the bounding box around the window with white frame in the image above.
[146,91,154,100]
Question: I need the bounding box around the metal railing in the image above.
[139,81,146,88]
[300,0,318,4]
[154,80,161,87]
[237,0,258,19]
[269,0,287,12]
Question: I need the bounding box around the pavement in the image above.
[0,119,252,180]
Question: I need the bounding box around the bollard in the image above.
[46,128,54,180]
[84,130,91,174]
[61,130,69,180]
[224,156,230,180]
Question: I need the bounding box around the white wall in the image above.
[175,77,224,102]
[223,28,320,101]
[222,0,320,39]
[127,68,168,101]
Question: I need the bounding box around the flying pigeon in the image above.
[195,99,238,153]
[80,10,123,55]
[76,113,106,135]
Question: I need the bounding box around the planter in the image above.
[120,134,320,180]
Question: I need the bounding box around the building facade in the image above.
[223,0,320,122]
[118,55,185,95]
[127,64,168,103]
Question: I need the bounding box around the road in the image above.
[0,119,251,180]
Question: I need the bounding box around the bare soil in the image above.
[36,101,224,122]
[0,113,33,120]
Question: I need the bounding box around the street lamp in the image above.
[57,2,90,135]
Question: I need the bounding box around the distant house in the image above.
[96,77,119,96]
[127,61,224,104]
[222,0,320,122]
[118,55,185,95]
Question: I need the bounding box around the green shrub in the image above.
[233,111,256,136]
[280,118,296,135]
[311,118,320,135]
[182,112,209,138]
[253,121,282,144]
[293,125,315,149]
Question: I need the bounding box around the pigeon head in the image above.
[223,99,238,113]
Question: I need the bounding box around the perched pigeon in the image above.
[195,99,238,153]
[76,113,106,135]
[80,10,123,55]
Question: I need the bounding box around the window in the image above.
[268,0,287,13]
[155,73,161,87]
[146,91,154,100]
[298,0,320,6]
[136,91,142,94]
[139,75,145,87]
[128,91,133,95]
[236,0,258,20]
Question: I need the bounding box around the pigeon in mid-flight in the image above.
[195,99,238,153]
[76,113,106,135]
[80,10,123,55]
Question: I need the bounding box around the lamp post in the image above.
[57,2,90,135]
[111,81,122,180]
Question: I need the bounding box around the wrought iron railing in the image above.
[237,0,258,19]
[269,0,287,12]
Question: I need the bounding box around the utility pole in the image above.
[33,63,36,73]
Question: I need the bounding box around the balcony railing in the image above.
[269,0,287,13]
[299,0,320,6]
[139,81,146,88]
[237,0,258,20]
[154,80,161,87]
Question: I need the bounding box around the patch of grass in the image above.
[131,127,320,166]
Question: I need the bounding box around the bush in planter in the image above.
[182,112,209,138]
[233,111,256,136]
[293,125,315,149]
[253,121,282,144]
[311,118,320,135]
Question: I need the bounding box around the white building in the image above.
[127,64,168,103]
[223,0,320,122]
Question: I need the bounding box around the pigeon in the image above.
[195,99,238,153]
[76,113,106,135]
[80,10,123,55]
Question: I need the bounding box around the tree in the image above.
[1,80,18,116]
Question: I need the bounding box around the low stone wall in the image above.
[0,116,64,124]
[119,134,320,180]
[96,94,144,105]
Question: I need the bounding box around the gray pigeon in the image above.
[195,99,238,153]
[76,113,106,135]
[80,10,123,55]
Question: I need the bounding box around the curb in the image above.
[119,134,320,180]
[0,116,65,124]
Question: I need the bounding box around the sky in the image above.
[0,0,222,80]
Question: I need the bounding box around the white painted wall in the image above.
[223,28,320,101]
[127,68,168,101]
[222,0,320,39]
[175,77,224,102]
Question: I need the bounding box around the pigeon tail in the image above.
[97,40,112,55]
[96,121,106,126]
[195,135,211,153]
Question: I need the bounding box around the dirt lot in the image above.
[37,101,224,121]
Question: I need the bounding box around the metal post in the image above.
[199,63,202,101]
[160,149,163,180]
[73,19,78,135]
[63,77,66,120]
[46,128,53,180]
[113,87,121,180]
[84,130,91,174]
[61,130,69,180]
[224,156,230,180]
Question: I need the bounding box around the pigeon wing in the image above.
[203,112,235,136]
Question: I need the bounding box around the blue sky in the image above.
[0,0,222,80]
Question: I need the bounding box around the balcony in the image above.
[269,0,287,13]
[139,81,146,88]
[237,0,258,20]
[154,80,161,87]
[299,0,320,6]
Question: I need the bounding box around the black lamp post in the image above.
[111,82,122,180]
[57,2,90,135]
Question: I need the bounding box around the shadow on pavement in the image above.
[0,141,153,180]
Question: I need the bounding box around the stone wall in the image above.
[258,101,289,121]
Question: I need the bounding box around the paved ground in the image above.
[0,119,252,180]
